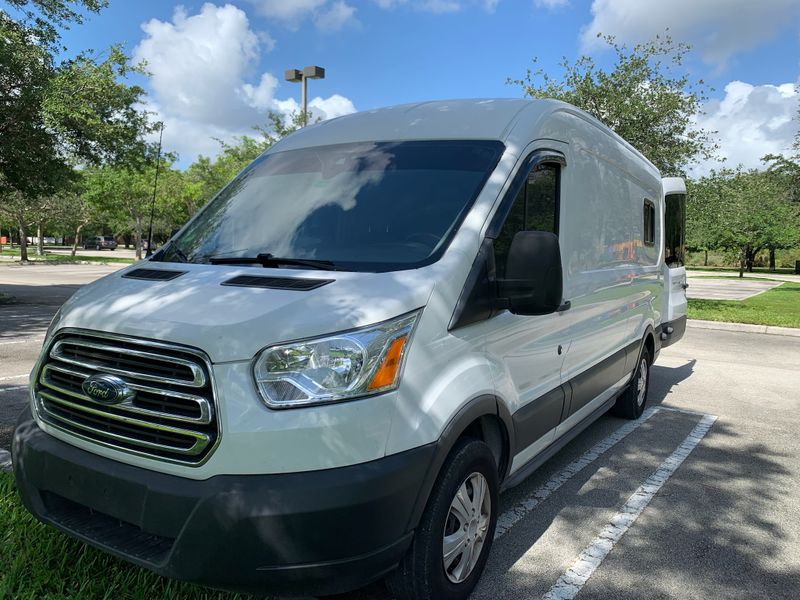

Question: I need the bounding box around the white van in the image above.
[13,99,687,599]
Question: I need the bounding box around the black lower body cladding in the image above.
[12,408,436,596]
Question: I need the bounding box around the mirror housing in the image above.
[496,230,563,315]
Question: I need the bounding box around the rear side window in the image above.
[643,199,655,247]
[494,163,559,278]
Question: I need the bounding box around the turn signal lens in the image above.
[368,335,407,391]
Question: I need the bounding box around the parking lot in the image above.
[1,264,799,598]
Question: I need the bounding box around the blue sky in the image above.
[57,0,800,173]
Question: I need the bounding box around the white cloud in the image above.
[581,0,800,67]
[535,0,568,9]
[247,0,357,30]
[133,3,356,163]
[314,1,358,31]
[372,0,498,13]
[691,80,799,176]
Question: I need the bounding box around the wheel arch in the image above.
[405,394,514,533]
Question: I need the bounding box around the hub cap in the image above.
[636,357,648,406]
[442,472,491,584]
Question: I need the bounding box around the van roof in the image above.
[272,99,543,148]
[271,98,657,172]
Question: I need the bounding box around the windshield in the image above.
[157,140,504,271]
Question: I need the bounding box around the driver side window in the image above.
[494,163,559,278]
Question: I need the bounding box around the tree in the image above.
[0,1,152,262]
[181,112,303,216]
[689,168,800,277]
[510,33,718,176]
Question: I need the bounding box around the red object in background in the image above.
[0,236,7,244]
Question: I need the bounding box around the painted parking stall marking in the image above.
[542,413,717,600]
[495,407,659,539]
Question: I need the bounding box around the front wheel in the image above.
[386,439,498,600]
[612,346,651,419]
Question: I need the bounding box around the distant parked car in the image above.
[83,236,117,250]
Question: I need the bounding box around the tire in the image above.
[386,439,499,600]
[612,345,651,419]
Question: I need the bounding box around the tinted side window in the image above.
[643,199,655,247]
[494,164,559,278]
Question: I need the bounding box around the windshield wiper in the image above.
[208,253,343,271]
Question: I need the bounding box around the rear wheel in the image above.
[612,346,651,419]
[386,439,498,600]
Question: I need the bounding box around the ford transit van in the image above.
[13,99,687,599]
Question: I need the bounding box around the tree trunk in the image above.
[71,224,84,257]
[739,247,745,278]
[769,248,776,272]
[124,233,131,249]
[704,249,708,266]
[18,222,29,263]
[36,221,44,256]
[134,216,143,261]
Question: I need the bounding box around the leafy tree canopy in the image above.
[510,33,718,176]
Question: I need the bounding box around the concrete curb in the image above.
[688,319,800,338]
[0,449,11,473]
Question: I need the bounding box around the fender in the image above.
[404,394,514,532]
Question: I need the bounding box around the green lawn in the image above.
[688,282,800,328]
[0,473,254,599]
[0,248,135,265]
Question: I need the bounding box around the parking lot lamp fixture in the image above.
[284,66,325,126]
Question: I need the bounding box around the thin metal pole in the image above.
[145,122,164,258]
[301,74,308,126]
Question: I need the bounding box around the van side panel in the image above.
[550,112,661,423]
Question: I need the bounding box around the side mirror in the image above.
[496,230,563,315]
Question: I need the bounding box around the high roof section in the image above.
[272,99,549,150]
[270,98,657,173]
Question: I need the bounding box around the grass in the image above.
[0,473,255,600]
[688,282,800,328]
[0,248,135,265]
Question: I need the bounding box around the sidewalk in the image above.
[688,319,800,338]
[688,270,800,283]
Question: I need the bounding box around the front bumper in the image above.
[12,408,435,596]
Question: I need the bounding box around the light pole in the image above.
[145,121,164,259]
[284,65,325,126]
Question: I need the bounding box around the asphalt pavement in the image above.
[1,263,799,599]
[686,277,783,300]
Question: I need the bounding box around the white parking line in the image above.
[495,407,659,539]
[0,385,27,393]
[542,413,717,600]
[0,337,44,346]
[0,374,27,382]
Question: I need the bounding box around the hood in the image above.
[56,262,435,363]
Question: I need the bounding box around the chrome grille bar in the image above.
[51,338,206,388]
[39,391,211,455]
[39,364,213,424]
[34,330,219,465]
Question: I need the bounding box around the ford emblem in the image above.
[81,374,135,405]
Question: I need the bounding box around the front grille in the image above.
[34,331,219,465]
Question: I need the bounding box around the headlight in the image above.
[253,310,421,408]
